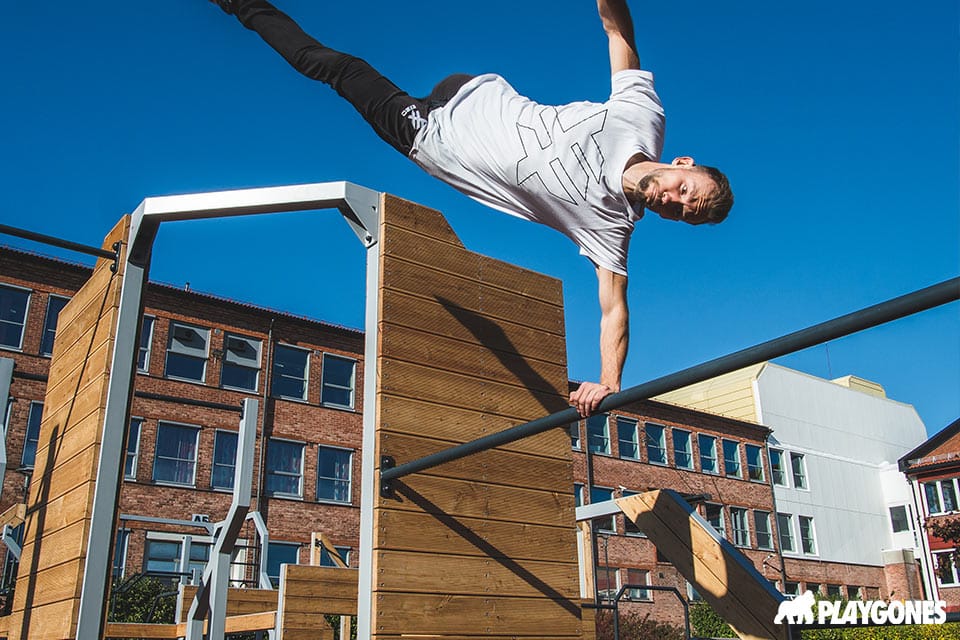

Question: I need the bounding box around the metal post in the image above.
[381,277,960,486]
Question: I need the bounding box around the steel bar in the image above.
[381,277,960,484]
[0,223,117,260]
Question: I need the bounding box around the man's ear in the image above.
[671,156,696,166]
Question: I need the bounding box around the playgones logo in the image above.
[775,591,948,625]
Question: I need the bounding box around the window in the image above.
[826,584,843,599]
[21,402,43,468]
[754,511,773,550]
[137,315,155,373]
[319,545,351,567]
[624,568,651,601]
[935,551,960,586]
[211,430,238,490]
[673,429,693,469]
[889,505,912,533]
[798,516,817,555]
[221,333,261,392]
[317,446,353,503]
[144,536,210,579]
[722,440,741,477]
[746,444,765,482]
[621,490,644,536]
[846,586,862,601]
[617,417,639,459]
[125,417,143,480]
[784,581,801,597]
[272,345,309,401]
[321,354,356,409]
[925,479,959,515]
[770,448,788,486]
[777,513,795,553]
[705,504,725,538]
[165,322,210,383]
[730,507,750,547]
[569,423,581,450]
[153,422,200,486]
[40,295,70,356]
[574,483,584,507]
[591,486,615,533]
[645,423,667,465]
[266,541,300,587]
[790,452,807,489]
[266,439,304,498]
[698,434,718,474]
[596,565,618,601]
[113,528,131,579]
[0,284,30,350]
[587,415,610,455]
[806,583,822,596]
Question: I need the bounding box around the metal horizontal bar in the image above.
[134,391,245,413]
[0,223,117,260]
[381,277,960,483]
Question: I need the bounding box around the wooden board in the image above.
[280,564,358,616]
[8,217,130,640]
[617,491,787,640]
[371,195,584,639]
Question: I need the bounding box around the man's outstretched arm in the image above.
[597,0,641,73]
[569,268,629,416]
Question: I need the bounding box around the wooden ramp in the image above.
[371,195,585,638]
[617,491,788,640]
[5,218,129,639]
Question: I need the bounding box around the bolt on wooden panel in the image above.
[371,195,585,638]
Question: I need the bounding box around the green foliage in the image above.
[325,614,357,640]
[108,575,177,624]
[801,622,960,639]
[689,601,737,638]
[928,516,960,582]
[595,608,685,640]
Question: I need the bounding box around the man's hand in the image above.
[570,381,617,417]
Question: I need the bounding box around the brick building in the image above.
[900,418,960,611]
[0,243,929,629]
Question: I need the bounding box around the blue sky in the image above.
[2,1,957,435]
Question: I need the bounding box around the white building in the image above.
[657,362,927,598]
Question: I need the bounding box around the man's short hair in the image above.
[696,165,733,224]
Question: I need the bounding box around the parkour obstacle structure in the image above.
[0,183,955,640]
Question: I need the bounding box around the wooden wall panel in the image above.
[371,195,584,638]
[8,217,129,640]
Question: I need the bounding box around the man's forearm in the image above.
[599,301,628,392]
[597,0,640,72]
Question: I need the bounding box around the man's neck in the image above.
[622,158,667,201]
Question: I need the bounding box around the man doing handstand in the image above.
[208,0,734,417]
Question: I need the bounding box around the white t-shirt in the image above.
[409,69,665,275]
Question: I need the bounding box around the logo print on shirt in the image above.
[402,104,427,130]
[515,107,607,205]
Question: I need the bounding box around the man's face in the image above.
[636,166,718,225]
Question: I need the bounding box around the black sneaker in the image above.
[210,0,236,14]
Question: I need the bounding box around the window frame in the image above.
[722,439,742,478]
[125,417,143,481]
[266,541,301,588]
[798,515,818,555]
[164,321,211,384]
[616,416,639,460]
[591,486,616,534]
[220,332,262,392]
[265,437,305,499]
[316,445,354,504]
[569,422,582,451]
[152,421,201,487]
[730,506,751,548]
[137,315,156,373]
[754,510,774,551]
[673,429,693,469]
[586,414,611,455]
[924,479,960,516]
[934,550,960,586]
[211,429,239,491]
[777,512,796,554]
[698,434,718,474]
[320,353,357,410]
[790,452,808,490]
[769,448,788,487]
[271,344,311,402]
[0,283,31,352]
[20,401,44,469]
[624,568,652,602]
[645,422,667,466]
[704,503,725,539]
[40,294,71,357]
[745,444,765,482]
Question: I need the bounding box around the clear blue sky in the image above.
[2,1,957,436]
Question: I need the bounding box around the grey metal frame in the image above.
[74,182,382,640]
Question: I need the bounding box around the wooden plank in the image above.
[51,255,120,330]
[377,474,574,528]
[381,289,567,364]
[225,611,277,633]
[618,491,786,640]
[277,613,335,640]
[382,194,463,246]
[581,600,597,640]
[34,372,108,441]
[16,557,85,609]
[379,395,570,460]
[21,483,90,540]
[374,550,579,598]
[371,593,584,637]
[383,224,563,306]
[381,322,568,395]
[379,360,568,422]
[374,509,577,563]
[310,533,349,567]
[33,411,104,472]
[378,432,573,493]
[104,622,183,639]
[179,585,278,619]
[0,503,25,529]
[43,333,114,411]
[18,519,88,575]
[383,256,564,335]
[7,598,78,639]
[26,447,98,507]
